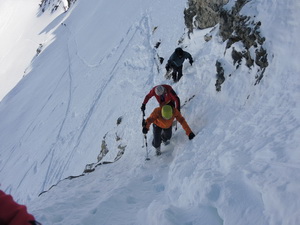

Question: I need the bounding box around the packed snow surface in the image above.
[0,0,299,224]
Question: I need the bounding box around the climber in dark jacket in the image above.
[165,47,194,82]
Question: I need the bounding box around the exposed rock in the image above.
[184,0,229,33]
[39,0,76,13]
[231,47,243,67]
[184,0,268,90]
[204,33,213,42]
[219,0,250,41]
[184,1,197,34]
[215,61,225,92]
[219,0,268,85]
[117,116,123,125]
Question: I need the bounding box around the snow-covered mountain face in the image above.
[0,0,76,101]
[0,0,189,200]
[1,0,300,224]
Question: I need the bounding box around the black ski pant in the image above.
[171,65,183,82]
[152,124,172,148]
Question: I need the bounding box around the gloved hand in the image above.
[142,127,148,134]
[189,59,194,66]
[188,132,195,140]
[165,64,170,72]
[141,104,146,112]
[30,221,42,225]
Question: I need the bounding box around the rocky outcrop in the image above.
[39,0,76,13]
[215,61,225,92]
[184,0,268,91]
[184,0,229,33]
[220,0,268,87]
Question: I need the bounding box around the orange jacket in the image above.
[145,107,192,135]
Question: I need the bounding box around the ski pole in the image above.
[144,134,150,161]
[142,110,150,160]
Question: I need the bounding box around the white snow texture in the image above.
[0,0,299,224]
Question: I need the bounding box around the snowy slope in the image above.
[0,0,300,225]
[0,0,66,101]
[0,0,188,202]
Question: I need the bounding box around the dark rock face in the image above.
[220,0,268,87]
[184,0,269,91]
[184,0,229,33]
[39,0,76,13]
[215,61,225,92]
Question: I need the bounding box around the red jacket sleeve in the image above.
[142,87,156,105]
[0,190,35,225]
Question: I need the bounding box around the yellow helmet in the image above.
[161,105,173,120]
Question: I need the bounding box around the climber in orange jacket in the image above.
[142,105,195,155]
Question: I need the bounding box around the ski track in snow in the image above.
[39,12,162,191]
[69,16,146,147]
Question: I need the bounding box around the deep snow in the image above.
[0,0,299,224]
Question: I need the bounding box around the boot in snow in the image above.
[156,147,161,156]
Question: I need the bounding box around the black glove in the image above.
[141,104,146,112]
[30,221,42,225]
[142,127,148,134]
[189,59,194,66]
[165,64,170,72]
[188,132,195,140]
